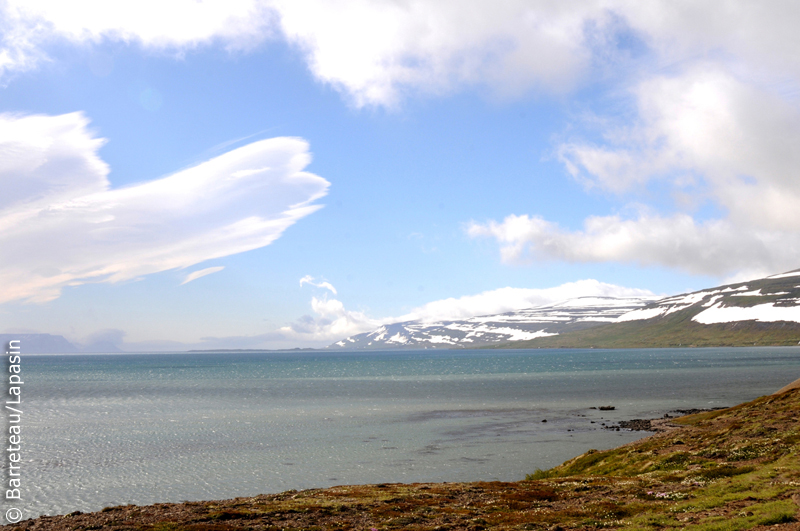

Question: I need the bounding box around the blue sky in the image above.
[3,2,800,350]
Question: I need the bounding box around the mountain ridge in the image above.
[330,269,800,349]
[501,268,800,349]
[329,296,656,350]
[0,333,80,353]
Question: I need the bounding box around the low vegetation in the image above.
[8,389,800,530]
[493,309,800,349]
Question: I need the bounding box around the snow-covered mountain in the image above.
[329,269,800,350]
[616,269,800,326]
[328,296,655,349]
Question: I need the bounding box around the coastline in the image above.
[6,383,799,531]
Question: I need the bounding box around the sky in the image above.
[3,1,800,350]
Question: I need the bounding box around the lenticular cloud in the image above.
[0,112,330,304]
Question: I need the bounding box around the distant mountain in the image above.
[329,269,800,350]
[0,334,80,353]
[328,296,655,349]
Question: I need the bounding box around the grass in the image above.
[521,388,800,529]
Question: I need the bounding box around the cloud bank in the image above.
[6,0,800,105]
[1,0,600,101]
[393,279,655,323]
[467,213,799,280]
[0,112,329,304]
[4,2,796,107]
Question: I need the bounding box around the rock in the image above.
[610,419,654,431]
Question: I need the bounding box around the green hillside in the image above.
[491,309,800,349]
[491,273,800,349]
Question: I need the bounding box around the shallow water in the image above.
[6,347,800,518]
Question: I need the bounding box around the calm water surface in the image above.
[9,347,800,518]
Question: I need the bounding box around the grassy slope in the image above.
[11,389,800,531]
[530,387,800,529]
[489,308,800,349]
[489,274,800,349]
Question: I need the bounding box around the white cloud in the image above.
[5,2,800,303]
[268,278,381,344]
[151,298,380,350]
[299,274,337,294]
[561,69,800,226]
[468,213,799,280]
[181,266,225,285]
[618,1,800,81]
[5,1,800,109]
[272,0,601,106]
[0,0,275,76]
[394,279,655,323]
[271,279,654,345]
[0,112,329,304]
[0,0,603,102]
[204,3,800,107]
[276,295,381,343]
[474,67,794,278]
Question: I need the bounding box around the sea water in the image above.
[9,347,800,518]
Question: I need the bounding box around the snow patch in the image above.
[427,335,456,344]
[492,328,556,341]
[693,302,800,324]
[767,270,800,279]
[616,307,668,322]
[731,290,763,296]
[702,295,724,307]
[660,291,714,306]
[386,332,409,344]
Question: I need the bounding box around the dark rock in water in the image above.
[611,419,654,431]
[542,419,547,423]
[599,406,615,411]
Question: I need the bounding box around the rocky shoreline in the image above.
[604,406,728,433]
